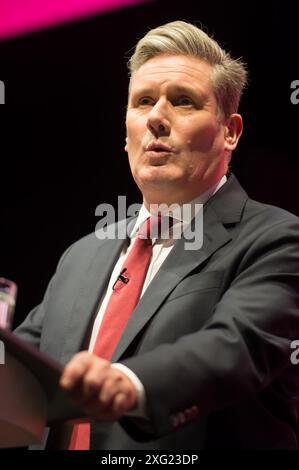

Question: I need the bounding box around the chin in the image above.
[136,166,183,186]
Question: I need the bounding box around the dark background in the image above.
[0,0,298,326]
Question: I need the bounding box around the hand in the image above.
[59,351,138,421]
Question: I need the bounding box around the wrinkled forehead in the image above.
[128,54,214,95]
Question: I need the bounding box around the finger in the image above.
[98,376,121,406]
[81,360,110,400]
[112,391,135,416]
[60,352,93,390]
[98,372,137,412]
[82,376,130,419]
[82,377,118,416]
[99,378,137,416]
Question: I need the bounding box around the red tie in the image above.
[69,217,156,450]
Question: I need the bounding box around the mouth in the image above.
[145,142,175,162]
[145,141,174,153]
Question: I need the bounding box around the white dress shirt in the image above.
[88,175,227,417]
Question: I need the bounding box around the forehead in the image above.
[130,54,214,94]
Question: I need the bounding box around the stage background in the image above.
[0,0,298,325]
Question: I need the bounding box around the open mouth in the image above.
[152,147,168,152]
[146,142,174,153]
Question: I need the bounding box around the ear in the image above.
[124,136,128,152]
[224,114,243,153]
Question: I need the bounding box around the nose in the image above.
[146,98,171,138]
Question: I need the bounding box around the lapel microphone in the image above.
[112,268,129,290]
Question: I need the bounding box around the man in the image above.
[15,21,299,449]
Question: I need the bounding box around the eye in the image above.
[137,96,154,106]
[175,96,194,106]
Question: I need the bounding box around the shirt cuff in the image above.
[111,363,148,418]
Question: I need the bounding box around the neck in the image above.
[142,179,225,211]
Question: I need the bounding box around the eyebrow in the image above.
[130,85,208,101]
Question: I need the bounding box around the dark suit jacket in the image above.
[15,173,299,449]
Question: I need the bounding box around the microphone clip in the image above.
[112,268,129,290]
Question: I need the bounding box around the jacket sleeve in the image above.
[14,245,72,348]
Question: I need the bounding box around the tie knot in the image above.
[138,215,161,240]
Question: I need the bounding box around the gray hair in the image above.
[127,20,248,117]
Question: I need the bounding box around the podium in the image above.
[0,328,84,448]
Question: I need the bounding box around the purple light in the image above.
[0,0,146,41]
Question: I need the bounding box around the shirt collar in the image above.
[129,174,227,239]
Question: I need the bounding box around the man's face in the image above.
[125,54,241,207]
